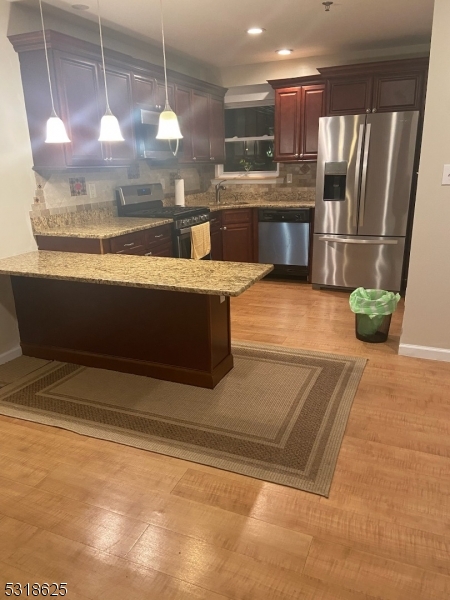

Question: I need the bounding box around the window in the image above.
[220,106,278,178]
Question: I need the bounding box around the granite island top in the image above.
[0,251,274,297]
[33,217,173,239]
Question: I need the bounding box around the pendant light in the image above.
[97,0,124,142]
[39,0,70,143]
[156,0,183,152]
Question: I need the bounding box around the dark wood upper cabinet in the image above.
[132,73,156,108]
[273,88,301,161]
[269,78,325,162]
[155,80,175,111]
[300,84,326,159]
[174,85,194,163]
[100,66,136,163]
[9,30,227,170]
[325,77,373,115]
[209,96,226,164]
[54,53,104,167]
[191,90,211,162]
[319,58,428,116]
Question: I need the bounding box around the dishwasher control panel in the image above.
[258,208,311,223]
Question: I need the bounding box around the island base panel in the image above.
[12,277,233,389]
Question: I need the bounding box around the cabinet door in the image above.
[55,53,104,166]
[175,85,193,162]
[210,213,223,261]
[372,72,426,113]
[100,66,136,163]
[326,77,373,116]
[299,84,325,160]
[191,90,211,162]
[222,223,253,263]
[155,80,175,111]
[274,88,301,161]
[209,96,225,163]
[132,73,156,108]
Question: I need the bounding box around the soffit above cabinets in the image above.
[24,0,433,69]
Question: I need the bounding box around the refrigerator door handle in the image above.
[354,124,365,228]
[358,123,372,228]
[318,236,398,245]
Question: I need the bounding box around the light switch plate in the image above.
[442,164,450,185]
[88,183,97,199]
[286,173,293,184]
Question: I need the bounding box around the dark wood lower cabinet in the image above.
[35,223,174,257]
[210,213,223,261]
[221,209,255,263]
[12,276,233,389]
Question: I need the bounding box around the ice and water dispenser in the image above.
[323,162,347,201]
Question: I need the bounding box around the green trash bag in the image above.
[349,288,400,336]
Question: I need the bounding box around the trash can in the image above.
[349,288,400,343]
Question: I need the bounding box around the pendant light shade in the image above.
[157,0,182,146]
[46,110,71,143]
[156,108,183,140]
[97,0,124,142]
[39,0,70,144]
[99,108,124,142]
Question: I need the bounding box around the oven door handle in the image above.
[179,227,192,235]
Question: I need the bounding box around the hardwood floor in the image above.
[1,279,450,599]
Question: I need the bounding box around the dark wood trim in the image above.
[268,75,322,89]
[9,30,227,99]
[35,236,104,254]
[317,57,429,78]
[20,343,234,389]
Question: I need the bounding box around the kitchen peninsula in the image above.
[0,252,273,388]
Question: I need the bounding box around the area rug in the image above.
[0,342,366,496]
[0,356,50,388]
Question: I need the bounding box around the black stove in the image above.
[116,183,210,231]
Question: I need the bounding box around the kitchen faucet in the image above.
[215,180,227,204]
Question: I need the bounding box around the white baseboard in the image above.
[399,344,450,363]
[0,346,22,366]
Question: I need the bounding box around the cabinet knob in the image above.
[210,157,215,161]
[145,252,152,256]
[193,157,197,161]
[222,226,227,231]
[372,108,377,113]
[366,108,371,113]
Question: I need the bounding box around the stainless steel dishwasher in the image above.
[258,208,311,277]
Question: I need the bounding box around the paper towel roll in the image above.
[175,178,185,206]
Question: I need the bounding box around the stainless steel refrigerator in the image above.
[312,111,419,292]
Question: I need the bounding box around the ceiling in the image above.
[29,0,434,68]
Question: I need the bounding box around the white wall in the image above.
[0,0,36,363]
[399,0,450,362]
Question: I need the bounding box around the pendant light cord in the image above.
[97,0,110,112]
[160,0,170,109]
[39,0,56,115]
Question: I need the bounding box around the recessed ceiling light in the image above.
[72,4,90,10]
[276,49,293,56]
[247,27,265,35]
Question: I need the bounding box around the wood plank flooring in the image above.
[1,280,450,599]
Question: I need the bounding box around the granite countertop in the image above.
[33,217,173,239]
[208,201,315,211]
[0,251,274,297]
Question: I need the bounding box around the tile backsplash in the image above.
[30,160,317,221]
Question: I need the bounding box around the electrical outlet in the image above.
[286,173,293,184]
[159,178,166,190]
[88,183,97,199]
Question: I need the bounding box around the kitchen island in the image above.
[0,252,273,388]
